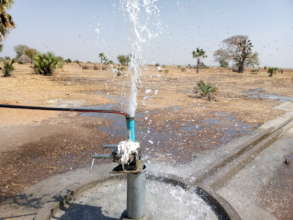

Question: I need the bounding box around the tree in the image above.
[215,35,259,73]
[117,54,131,66]
[214,49,229,68]
[98,52,108,64]
[0,0,15,51]
[14,44,38,62]
[192,48,207,73]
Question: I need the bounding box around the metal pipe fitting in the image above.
[126,117,136,142]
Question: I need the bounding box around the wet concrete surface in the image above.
[51,179,217,220]
[259,153,293,220]
[216,123,293,220]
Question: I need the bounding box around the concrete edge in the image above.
[194,111,293,185]
[210,118,293,190]
[34,173,240,220]
[195,186,241,220]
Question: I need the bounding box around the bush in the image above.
[33,52,63,76]
[2,58,15,77]
[65,58,72,63]
[82,65,90,70]
[181,68,186,72]
[164,69,169,73]
[267,67,278,77]
[219,60,229,68]
[194,80,217,101]
[93,65,100,70]
[117,55,131,66]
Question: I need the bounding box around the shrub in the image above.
[219,60,229,68]
[93,65,100,70]
[2,58,15,77]
[267,67,278,77]
[194,80,217,101]
[164,69,169,73]
[155,63,160,67]
[181,68,186,72]
[82,65,90,70]
[65,58,72,63]
[117,55,131,66]
[33,52,63,76]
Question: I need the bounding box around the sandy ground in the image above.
[0,63,293,214]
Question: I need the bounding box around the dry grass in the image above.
[0,63,292,126]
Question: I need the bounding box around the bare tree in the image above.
[213,49,229,68]
[215,35,259,73]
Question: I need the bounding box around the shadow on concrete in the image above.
[53,203,118,220]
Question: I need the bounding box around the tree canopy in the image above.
[214,35,259,72]
[0,0,15,51]
[117,54,131,66]
[14,44,39,62]
[192,48,207,73]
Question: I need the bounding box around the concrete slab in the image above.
[216,121,293,220]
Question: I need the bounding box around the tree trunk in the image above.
[196,58,200,73]
[238,62,244,73]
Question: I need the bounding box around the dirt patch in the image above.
[0,116,116,203]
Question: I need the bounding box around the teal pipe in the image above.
[126,117,136,142]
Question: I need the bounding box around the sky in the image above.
[1,0,293,68]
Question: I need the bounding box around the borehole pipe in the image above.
[0,104,129,117]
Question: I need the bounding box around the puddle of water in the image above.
[52,179,217,220]
[245,88,293,102]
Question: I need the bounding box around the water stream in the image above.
[121,0,160,117]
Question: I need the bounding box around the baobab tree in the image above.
[0,0,15,51]
[214,35,259,73]
[192,48,207,73]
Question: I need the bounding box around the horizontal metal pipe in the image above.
[0,104,129,117]
[92,153,113,159]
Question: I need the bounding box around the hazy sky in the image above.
[1,0,293,67]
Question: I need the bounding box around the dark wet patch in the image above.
[81,104,256,164]
[245,88,293,102]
